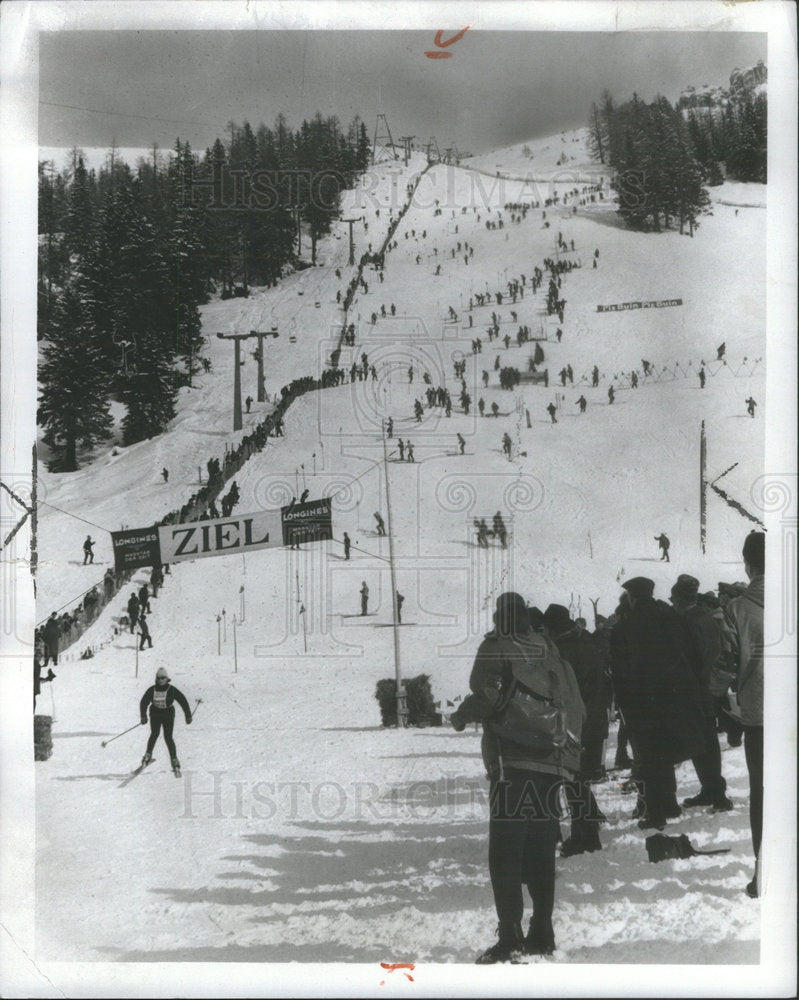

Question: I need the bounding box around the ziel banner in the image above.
[281,497,333,546]
[597,298,683,312]
[158,510,283,564]
[111,526,162,572]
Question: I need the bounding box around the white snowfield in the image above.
[36,129,764,964]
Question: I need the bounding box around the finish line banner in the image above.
[597,298,683,312]
[159,510,283,564]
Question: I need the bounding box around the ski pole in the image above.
[190,698,203,720]
[101,721,141,748]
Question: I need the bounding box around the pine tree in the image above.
[38,278,114,471]
[119,337,178,444]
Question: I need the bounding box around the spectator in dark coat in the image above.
[127,593,140,634]
[721,532,765,897]
[670,575,732,811]
[43,613,60,667]
[545,604,609,855]
[138,584,151,616]
[138,613,153,650]
[34,641,55,710]
[609,577,705,829]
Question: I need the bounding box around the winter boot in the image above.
[683,790,715,808]
[524,917,555,957]
[711,794,734,812]
[141,753,152,766]
[171,757,181,773]
[475,922,525,965]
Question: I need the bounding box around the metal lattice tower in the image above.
[372,113,398,164]
[425,137,441,165]
[398,135,415,166]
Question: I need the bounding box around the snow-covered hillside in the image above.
[35,129,768,966]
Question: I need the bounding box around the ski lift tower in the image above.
[426,137,442,165]
[372,113,398,165]
[398,135,415,167]
[341,215,363,266]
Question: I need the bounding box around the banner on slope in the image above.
[596,299,683,312]
[158,510,283,564]
[111,526,162,572]
[281,497,333,547]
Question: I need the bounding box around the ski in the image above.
[118,758,155,788]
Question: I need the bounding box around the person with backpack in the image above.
[450,592,585,964]
[139,667,192,775]
[543,604,609,856]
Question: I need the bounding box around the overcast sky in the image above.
[39,30,767,158]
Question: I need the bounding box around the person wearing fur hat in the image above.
[140,668,192,773]
[720,531,764,897]
[609,577,705,829]
[670,574,732,812]
[544,604,610,856]
[451,592,585,964]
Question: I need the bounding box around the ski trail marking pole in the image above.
[233,618,238,673]
[135,638,139,678]
[101,722,141,747]
[49,683,56,722]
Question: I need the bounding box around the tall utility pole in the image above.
[342,216,363,266]
[372,113,397,164]
[382,422,407,727]
[250,328,279,402]
[700,420,707,554]
[398,136,415,167]
[216,329,279,429]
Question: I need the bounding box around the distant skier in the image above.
[161,467,169,483]
[245,396,253,413]
[343,532,351,560]
[502,432,512,457]
[547,402,558,424]
[406,441,415,462]
[139,667,192,774]
[457,433,466,455]
[699,366,706,389]
[493,511,508,549]
[641,360,652,376]
[83,535,95,565]
[396,591,405,625]
[491,401,500,418]
[577,395,587,413]
[655,533,671,562]
[386,416,394,438]
[746,396,757,418]
[374,512,386,537]
[478,397,485,417]
[716,342,726,361]
[556,328,563,343]
[397,438,405,461]
[300,489,310,503]
[592,366,600,388]
[630,371,638,389]
[608,385,615,405]
[474,518,490,548]
[408,365,414,383]
[138,612,153,651]
[360,581,369,616]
